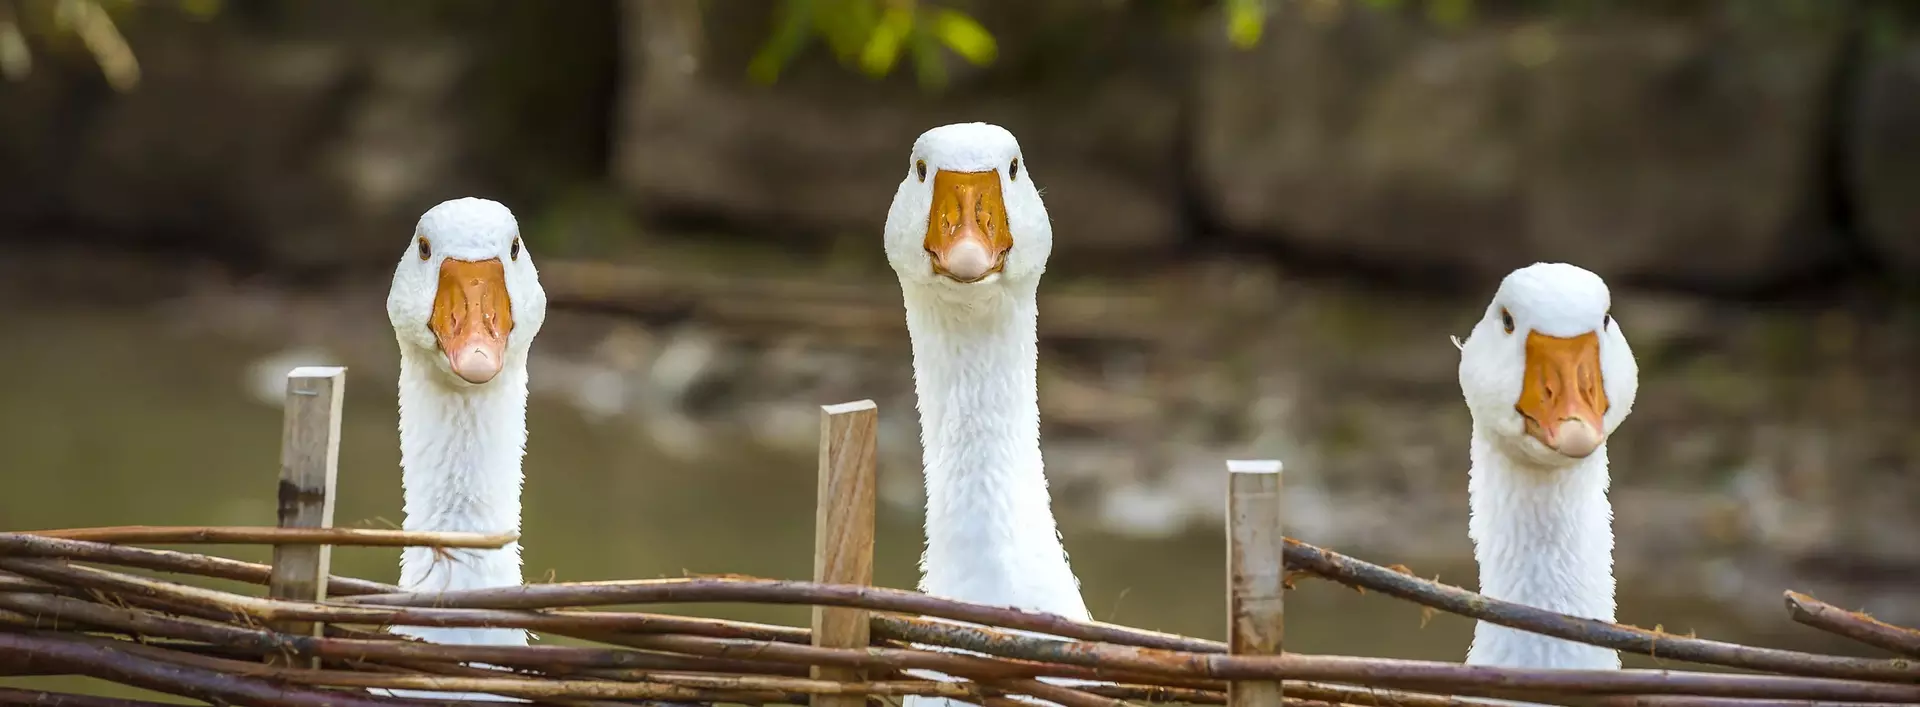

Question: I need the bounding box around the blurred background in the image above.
[2,0,1918,689]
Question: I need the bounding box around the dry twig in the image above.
[18,526,514,548]
[1783,591,1920,658]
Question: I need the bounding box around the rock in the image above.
[0,1,614,269]
[1191,4,1849,291]
[1850,43,1920,279]
[1,0,1891,290]
[612,0,1186,257]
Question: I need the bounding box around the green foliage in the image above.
[1223,0,1266,48]
[1861,0,1920,54]
[1423,0,1474,27]
[740,0,1517,88]
[1352,0,1480,28]
[747,0,997,91]
[0,0,216,91]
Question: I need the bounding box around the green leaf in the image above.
[859,6,913,77]
[817,0,880,64]
[909,29,948,90]
[1224,0,1265,49]
[1425,0,1473,28]
[929,7,996,66]
[748,0,817,85]
[179,0,222,20]
[0,17,30,82]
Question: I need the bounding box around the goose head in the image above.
[1458,263,1637,467]
[386,198,547,386]
[883,122,1051,293]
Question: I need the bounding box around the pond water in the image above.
[0,296,1876,701]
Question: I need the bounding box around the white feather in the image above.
[886,124,1089,707]
[379,198,547,701]
[1458,262,1637,671]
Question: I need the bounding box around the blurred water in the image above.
[0,298,1875,700]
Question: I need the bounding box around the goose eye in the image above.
[511,238,522,261]
[916,160,928,182]
[1500,308,1515,334]
[1009,157,1020,180]
[418,237,431,260]
[1603,312,1612,329]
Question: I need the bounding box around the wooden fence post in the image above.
[1227,459,1285,707]
[267,366,346,667]
[811,400,878,707]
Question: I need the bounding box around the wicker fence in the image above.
[1,367,1916,707]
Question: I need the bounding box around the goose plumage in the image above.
[1457,262,1637,670]
[381,197,547,700]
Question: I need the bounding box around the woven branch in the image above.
[1783,591,1920,658]
[19,526,515,548]
[0,530,1910,707]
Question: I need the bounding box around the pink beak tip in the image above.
[450,347,503,384]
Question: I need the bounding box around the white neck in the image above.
[904,282,1089,620]
[1465,423,1618,669]
[393,348,529,647]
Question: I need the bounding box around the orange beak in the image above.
[1516,331,1609,458]
[429,258,515,384]
[924,169,1012,282]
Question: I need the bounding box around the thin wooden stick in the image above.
[341,574,1219,650]
[0,531,400,594]
[95,585,394,642]
[1278,540,1920,683]
[1227,460,1285,707]
[764,617,1613,707]
[1784,591,1920,658]
[1274,682,1493,707]
[630,672,986,699]
[1495,698,1920,707]
[338,566,1920,686]
[267,365,346,667]
[614,630,1920,702]
[46,630,701,707]
[17,526,515,548]
[0,572,63,595]
[0,683,1868,707]
[0,532,810,643]
[812,400,879,707]
[0,592,801,678]
[0,687,196,707]
[871,620,1540,704]
[0,553,812,654]
[1602,701,1920,707]
[992,678,1124,707]
[0,556,403,626]
[1068,683,1223,704]
[98,631,782,703]
[0,630,510,707]
[641,670,1231,706]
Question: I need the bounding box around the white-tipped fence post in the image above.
[1227,459,1285,707]
[267,366,346,667]
[811,400,879,707]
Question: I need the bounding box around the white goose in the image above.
[1456,262,1637,670]
[882,123,1090,622]
[383,197,546,652]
